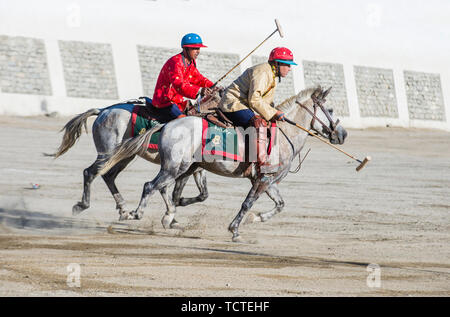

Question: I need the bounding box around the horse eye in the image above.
[328,108,334,116]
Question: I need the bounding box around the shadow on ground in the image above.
[0,207,107,234]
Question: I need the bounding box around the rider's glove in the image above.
[199,87,213,98]
[274,110,286,121]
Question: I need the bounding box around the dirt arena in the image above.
[0,114,449,296]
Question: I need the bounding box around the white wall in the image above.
[0,0,449,130]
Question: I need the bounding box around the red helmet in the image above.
[268,47,297,65]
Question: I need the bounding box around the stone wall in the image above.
[59,40,118,99]
[303,60,349,116]
[354,66,398,118]
[0,35,52,95]
[196,51,242,89]
[137,46,179,97]
[0,35,448,130]
[404,71,446,121]
[252,55,295,105]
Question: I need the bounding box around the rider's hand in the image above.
[273,110,286,121]
[200,87,213,97]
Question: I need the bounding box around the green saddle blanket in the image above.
[131,105,161,149]
[201,119,244,161]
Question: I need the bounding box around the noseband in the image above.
[295,95,340,139]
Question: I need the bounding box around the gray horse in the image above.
[101,86,347,241]
[50,101,208,224]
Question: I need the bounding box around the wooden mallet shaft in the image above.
[213,19,284,87]
[284,118,371,172]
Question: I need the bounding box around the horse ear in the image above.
[313,87,322,98]
[322,87,332,99]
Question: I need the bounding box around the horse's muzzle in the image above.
[330,127,347,145]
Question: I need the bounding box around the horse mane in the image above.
[276,85,322,114]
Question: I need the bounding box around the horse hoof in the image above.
[118,213,128,221]
[161,215,174,229]
[244,212,261,224]
[118,212,134,221]
[170,219,184,230]
[72,202,87,216]
[232,235,242,243]
[133,212,142,220]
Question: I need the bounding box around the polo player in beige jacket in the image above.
[218,47,297,175]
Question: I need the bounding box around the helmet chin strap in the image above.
[271,62,281,83]
[182,48,193,63]
[276,62,281,83]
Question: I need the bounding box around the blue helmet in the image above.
[181,33,207,48]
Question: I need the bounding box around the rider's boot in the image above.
[250,115,278,177]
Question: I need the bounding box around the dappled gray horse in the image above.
[101,86,347,241]
[50,101,209,224]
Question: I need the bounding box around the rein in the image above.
[277,121,311,174]
[295,97,340,138]
[290,148,311,173]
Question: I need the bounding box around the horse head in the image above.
[295,86,347,145]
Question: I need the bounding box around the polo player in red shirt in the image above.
[151,33,214,123]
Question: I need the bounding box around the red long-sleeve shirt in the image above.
[152,53,214,111]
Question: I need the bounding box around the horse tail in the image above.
[99,123,163,176]
[47,108,101,158]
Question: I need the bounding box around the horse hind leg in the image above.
[72,156,106,215]
[101,155,136,218]
[172,173,190,207]
[124,169,176,221]
[173,169,208,207]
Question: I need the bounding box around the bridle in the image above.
[295,94,340,139]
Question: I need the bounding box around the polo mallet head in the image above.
[356,156,371,172]
[214,18,285,87]
[284,117,371,173]
[275,19,284,38]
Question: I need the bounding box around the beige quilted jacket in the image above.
[218,62,278,121]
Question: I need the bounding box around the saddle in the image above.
[185,91,235,129]
[123,93,233,129]
[122,96,159,120]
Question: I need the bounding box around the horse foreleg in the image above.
[101,155,136,217]
[72,157,105,215]
[174,169,208,206]
[246,184,285,224]
[228,179,270,242]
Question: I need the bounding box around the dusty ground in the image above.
[0,114,449,297]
